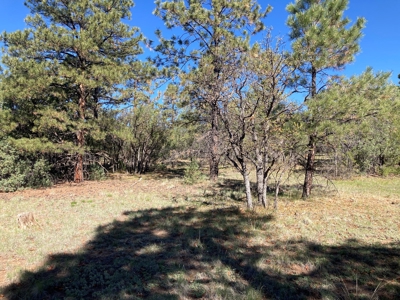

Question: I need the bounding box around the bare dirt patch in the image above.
[0,174,191,201]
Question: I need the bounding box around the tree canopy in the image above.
[0,0,399,208]
[1,0,143,182]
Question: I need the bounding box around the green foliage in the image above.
[112,103,171,174]
[25,158,53,188]
[287,0,365,76]
[303,69,400,176]
[0,0,398,192]
[379,166,400,177]
[0,140,52,191]
[88,164,107,181]
[0,109,17,139]
[286,1,366,195]
[306,69,393,136]
[184,160,202,184]
[0,0,143,182]
[155,0,272,182]
[0,141,27,192]
[154,0,271,65]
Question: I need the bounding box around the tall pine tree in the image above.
[0,0,142,182]
[286,0,365,197]
[154,0,270,181]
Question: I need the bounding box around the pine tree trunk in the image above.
[74,153,84,182]
[302,66,317,197]
[74,84,86,183]
[302,135,316,198]
[209,104,220,181]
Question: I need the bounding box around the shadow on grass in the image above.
[213,179,247,203]
[148,168,187,180]
[1,206,399,299]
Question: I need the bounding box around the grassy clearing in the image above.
[0,171,399,299]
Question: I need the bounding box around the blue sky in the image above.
[1,0,400,83]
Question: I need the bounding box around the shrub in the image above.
[0,141,27,192]
[379,165,400,177]
[88,164,107,181]
[0,140,53,191]
[184,160,202,185]
[25,159,53,188]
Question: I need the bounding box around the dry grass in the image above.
[0,170,399,299]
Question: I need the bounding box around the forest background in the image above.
[0,0,400,208]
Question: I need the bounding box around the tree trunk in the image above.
[262,176,268,208]
[256,166,266,208]
[242,167,253,210]
[252,119,267,208]
[74,84,86,183]
[255,153,269,208]
[310,65,317,98]
[74,129,84,182]
[301,66,317,197]
[302,135,316,198]
[254,150,272,208]
[209,104,220,181]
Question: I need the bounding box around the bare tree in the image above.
[247,35,298,207]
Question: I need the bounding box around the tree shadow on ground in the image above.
[212,179,247,202]
[1,206,399,299]
[137,168,187,180]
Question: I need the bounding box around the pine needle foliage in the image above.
[154,0,271,181]
[0,0,143,182]
[286,0,366,197]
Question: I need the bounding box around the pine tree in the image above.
[0,0,142,182]
[154,0,270,181]
[304,69,398,177]
[286,0,365,197]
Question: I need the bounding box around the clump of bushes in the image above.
[87,164,107,181]
[0,140,53,192]
[379,165,400,177]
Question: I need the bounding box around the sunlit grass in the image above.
[335,176,400,199]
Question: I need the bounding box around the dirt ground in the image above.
[0,173,195,202]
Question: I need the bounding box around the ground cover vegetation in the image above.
[0,173,399,299]
[0,0,400,298]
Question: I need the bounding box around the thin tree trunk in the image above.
[262,176,268,208]
[302,66,317,197]
[254,152,272,208]
[255,154,269,208]
[256,166,266,207]
[252,119,267,208]
[242,166,253,210]
[209,103,220,181]
[302,135,316,198]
